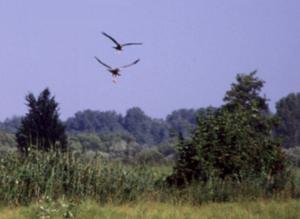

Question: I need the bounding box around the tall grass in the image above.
[0,150,163,205]
[0,150,299,206]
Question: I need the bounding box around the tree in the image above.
[16,88,67,154]
[166,107,217,140]
[123,107,155,145]
[275,93,300,148]
[169,72,287,188]
[193,107,284,181]
[0,116,22,133]
[224,71,268,112]
[65,110,125,134]
[166,109,198,139]
[167,132,198,186]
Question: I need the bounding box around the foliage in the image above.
[15,88,68,154]
[223,71,268,112]
[65,110,125,134]
[123,107,169,145]
[157,143,176,157]
[0,150,166,205]
[65,107,172,146]
[64,107,211,146]
[134,148,165,165]
[0,116,22,133]
[167,133,198,186]
[275,92,300,148]
[68,132,140,160]
[284,147,300,167]
[0,131,16,148]
[0,131,16,155]
[0,150,299,208]
[195,107,285,182]
[169,72,288,189]
[2,106,212,149]
[166,109,198,139]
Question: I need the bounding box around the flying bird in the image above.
[94,56,140,81]
[102,32,143,52]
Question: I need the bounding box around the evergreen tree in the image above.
[16,88,67,154]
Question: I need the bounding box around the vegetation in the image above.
[169,72,287,188]
[1,107,209,148]
[65,110,125,134]
[284,147,300,167]
[275,92,300,148]
[0,150,165,205]
[1,199,300,219]
[1,73,300,218]
[16,88,68,154]
[1,94,300,152]
[0,131,16,154]
[0,149,299,206]
[0,116,22,133]
[223,71,269,112]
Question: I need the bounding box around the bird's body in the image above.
[102,32,143,52]
[94,56,140,79]
[113,44,122,51]
[108,68,121,77]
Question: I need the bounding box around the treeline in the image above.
[0,107,209,148]
[65,107,213,144]
[0,107,212,162]
[1,93,300,149]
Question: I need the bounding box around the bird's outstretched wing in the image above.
[122,42,143,47]
[102,32,121,47]
[121,59,140,68]
[94,56,112,69]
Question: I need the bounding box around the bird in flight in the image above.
[94,56,140,82]
[102,32,143,52]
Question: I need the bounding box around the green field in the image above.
[1,199,300,219]
[1,150,300,218]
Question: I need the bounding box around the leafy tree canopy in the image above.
[169,72,287,188]
[0,116,22,133]
[224,71,268,112]
[275,93,300,148]
[65,110,125,134]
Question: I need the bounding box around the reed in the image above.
[0,150,299,206]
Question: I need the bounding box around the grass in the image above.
[1,149,300,218]
[0,150,169,205]
[1,199,300,219]
[1,150,300,205]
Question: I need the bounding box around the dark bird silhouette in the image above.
[94,56,140,78]
[102,32,143,51]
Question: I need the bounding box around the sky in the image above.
[0,0,300,121]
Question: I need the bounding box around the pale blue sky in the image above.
[0,1,300,120]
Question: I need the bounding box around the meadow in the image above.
[1,199,300,219]
[1,150,300,218]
